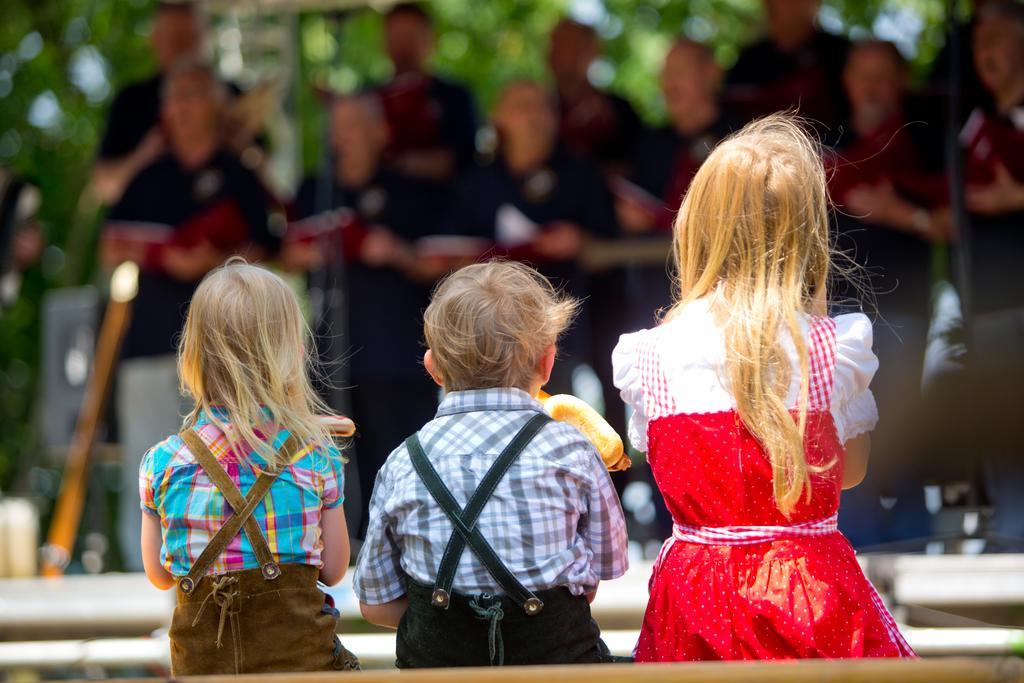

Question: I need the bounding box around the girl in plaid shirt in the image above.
[352,261,629,668]
[139,259,358,674]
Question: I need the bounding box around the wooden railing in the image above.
[86,658,1024,683]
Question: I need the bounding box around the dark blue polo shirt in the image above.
[726,30,850,128]
[371,74,478,172]
[293,169,450,381]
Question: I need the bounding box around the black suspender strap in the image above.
[405,413,551,616]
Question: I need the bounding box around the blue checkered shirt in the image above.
[352,388,629,605]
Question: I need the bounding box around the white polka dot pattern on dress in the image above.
[611,301,916,662]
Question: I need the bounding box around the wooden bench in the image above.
[3,627,1023,672]
[47,658,1024,683]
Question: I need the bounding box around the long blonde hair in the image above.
[666,114,831,515]
[178,258,335,470]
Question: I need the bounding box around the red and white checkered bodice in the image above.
[612,302,879,529]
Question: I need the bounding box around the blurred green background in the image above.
[0,0,959,524]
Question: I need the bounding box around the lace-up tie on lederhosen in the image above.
[168,429,360,675]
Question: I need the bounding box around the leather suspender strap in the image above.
[405,413,551,616]
[177,429,300,594]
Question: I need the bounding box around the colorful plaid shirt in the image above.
[139,408,345,576]
[352,388,629,605]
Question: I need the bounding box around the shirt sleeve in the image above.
[319,443,346,510]
[577,443,629,582]
[612,330,648,452]
[830,313,880,443]
[138,446,160,517]
[351,458,407,605]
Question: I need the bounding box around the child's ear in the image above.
[538,344,556,386]
[424,349,445,388]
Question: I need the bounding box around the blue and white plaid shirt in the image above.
[352,388,629,605]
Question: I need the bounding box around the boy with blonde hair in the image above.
[352,260,628,668]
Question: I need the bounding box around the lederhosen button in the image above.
[431,588,450,609]
[262,562,281,580]
[523,597,543,616]
[180,577,195,594]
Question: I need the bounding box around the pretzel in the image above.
[537,391,631,471]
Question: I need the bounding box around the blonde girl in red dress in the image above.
[612,114,916,661]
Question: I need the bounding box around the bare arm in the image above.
[360,597,409,629]
[141,513,175,590]
[842,433,871,490]
[319,505,350,586]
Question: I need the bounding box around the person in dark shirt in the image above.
[959,1,1024,537]
[928,0,994,119]
[617,39,733,238]
[92,2,206,205]
[825,41,947,548]
[448,80,615,394]
[287,94,451,538]
[371,3,478,182]
[601,39,734,522]
[102,61,276,569]
[962,1,1024,315]
[546,18,642,174]
[725,0,850,129]
[604,39,735,444]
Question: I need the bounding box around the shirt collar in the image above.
[435,388,544,418]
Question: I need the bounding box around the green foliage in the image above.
[0,0,154,492]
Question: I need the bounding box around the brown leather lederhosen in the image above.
[168,429,360,675]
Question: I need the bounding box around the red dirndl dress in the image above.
[614,310,916,661]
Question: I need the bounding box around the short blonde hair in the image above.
[424,261,579,391]
[178,258,335,469]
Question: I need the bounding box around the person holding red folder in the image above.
[959,1,1024,538]
[287,94,452,538]
[602,40,734,456]
[100,60,277,570]
[546,18,642,176]
[446,80,615,394]
[371,3,478,183]
[825,41,947,548]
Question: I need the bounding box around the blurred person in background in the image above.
[91,1,207,205]
[546,17,641,441]
[828,40,947,547]
[373,2,478,183]
[546,17,642,175]
[959,1,1024,538]
[447,79,616,394]
[606,39,733,438]
[725,0,850,130]
[285,94,451,539]
[101,61,278,569]
[929,0,994,120]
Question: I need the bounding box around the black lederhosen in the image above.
[395,414,613,668]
